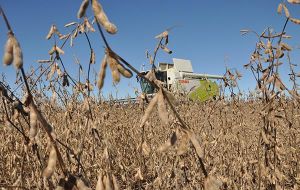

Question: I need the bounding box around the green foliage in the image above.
[188,80,219,102]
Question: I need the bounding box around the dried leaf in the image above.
[281,42,292,51]
[282,34,292,39]
[47,63,56,80]
[235,70,242,79]
[274,76,286,91]
[274,62,283,67]
[48,46,56,55]
[59,34,69,40]
[155,30,168,39]
[73,28,79,38]
[64,22,78,27]
[56,67,63,78]
[240,29,250,35]
[265,75,274,85]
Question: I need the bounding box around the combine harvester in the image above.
[138,58,224,102]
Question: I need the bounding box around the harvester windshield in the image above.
[138,72,155,94]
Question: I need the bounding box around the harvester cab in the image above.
[138,58,224,102]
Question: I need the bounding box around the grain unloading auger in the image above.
[138,58,224,102]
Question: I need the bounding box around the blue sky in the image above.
[1,1,300,98]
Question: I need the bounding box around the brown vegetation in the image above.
[0,1,300,189]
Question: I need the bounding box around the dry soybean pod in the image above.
[157,89,168,125]
[281,42,292,51]
[160,45,172,54]
[43,145,57,178]
[163,89,178,106]
[290,17,300,25]
[76,178,91,190]
[97,54,108,89]
[3,33,14,66]
[85,18,96,32]
[46,25,55,40]
[108,54,120,83]
[77,0,89,19]
[112,174,120,190]
[96,172,105,190]
[90,49,95,64]
[116,62,133,78]
[48,46,56,55]
[188,131,204,159]
[288,0,300,4]
[55,46,65,55]
[103,22,117,34]
[140,93,159,127]
[12,38,23,69]
[103,174,112,190]
[29,104,38,140]
[283,4,290,18]
[277,3,283,14]
[91,0,117,34]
